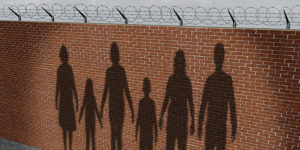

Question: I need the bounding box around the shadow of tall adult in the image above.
[55,45,79,150]
[100,42,134,150]
[136,78,158,150]
[198,43,237,150]
[159,50,195,150]
[79,78,101,150]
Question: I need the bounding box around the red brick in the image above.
[0,21,299,150]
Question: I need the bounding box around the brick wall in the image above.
[0,21,299,150]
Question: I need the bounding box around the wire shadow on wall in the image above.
[136,77,158,150]
[55,45,79,150]
[100,42,135,150]
[159,50,195,150]
[198,43,237,150]
[79,78,101,150]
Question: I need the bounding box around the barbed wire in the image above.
[1,3,300,27]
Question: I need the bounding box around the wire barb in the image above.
[228,9,236,28]
[116,8,128,24]
[8,7,21,21]
[283,9,290,30]
[42,7,54,22]
[173,9,183,26]
[74,7,87,23]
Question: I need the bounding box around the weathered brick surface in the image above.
[0,21,299,150]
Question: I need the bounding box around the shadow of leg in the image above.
[69,132,72,150]
[86,130,90,150]
[63,130,67,150]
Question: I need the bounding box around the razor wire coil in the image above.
[1,3,300,27]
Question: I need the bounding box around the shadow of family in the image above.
[55,42,237,150]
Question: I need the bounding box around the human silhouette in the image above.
[100,42,134,150]
[159,50,195,150]
[136,78,158,150]
[198,43,237,150]
[79,79,101,150]
[55,45,79,150]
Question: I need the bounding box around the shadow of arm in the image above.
[135,102,141,141]
[94,96,101,122]
[188,80,195,135]
[159,78,170,130]
[153,102,158,143]
[198,81,209,139]
[123,69,134,123]
[79,97,86,123]
[100,71,109,127]
[55,71,60,110]
[229,78,237,141]
[71,70,79,111]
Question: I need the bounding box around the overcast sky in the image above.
[1,0,299,8]
[1,0,299,29]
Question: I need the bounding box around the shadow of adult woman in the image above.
[159,50,195,150]
[55,45,79,150]
[100,42,134,150]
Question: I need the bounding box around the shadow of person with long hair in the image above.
[55,45,79,150]
[136,77,158,150]
[198,43,237,150]
[79,78,101,150]
[100,42,134,150]
[159,50,195,150]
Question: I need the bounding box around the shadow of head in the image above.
[85,78,94,95]
[174,50,186,74]
[143,77,151,96]
[214,43,225,70]
[60,45,69,64]
[110,42,120,65]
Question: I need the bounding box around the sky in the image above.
[1,0,299,8]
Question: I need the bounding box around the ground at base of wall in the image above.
[0,137,39,150]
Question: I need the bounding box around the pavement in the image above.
[0,138,38,150]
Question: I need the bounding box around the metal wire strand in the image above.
[1,4,299,27]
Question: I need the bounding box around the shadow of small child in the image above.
[136,78,158,150]
[79,78,101,150]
